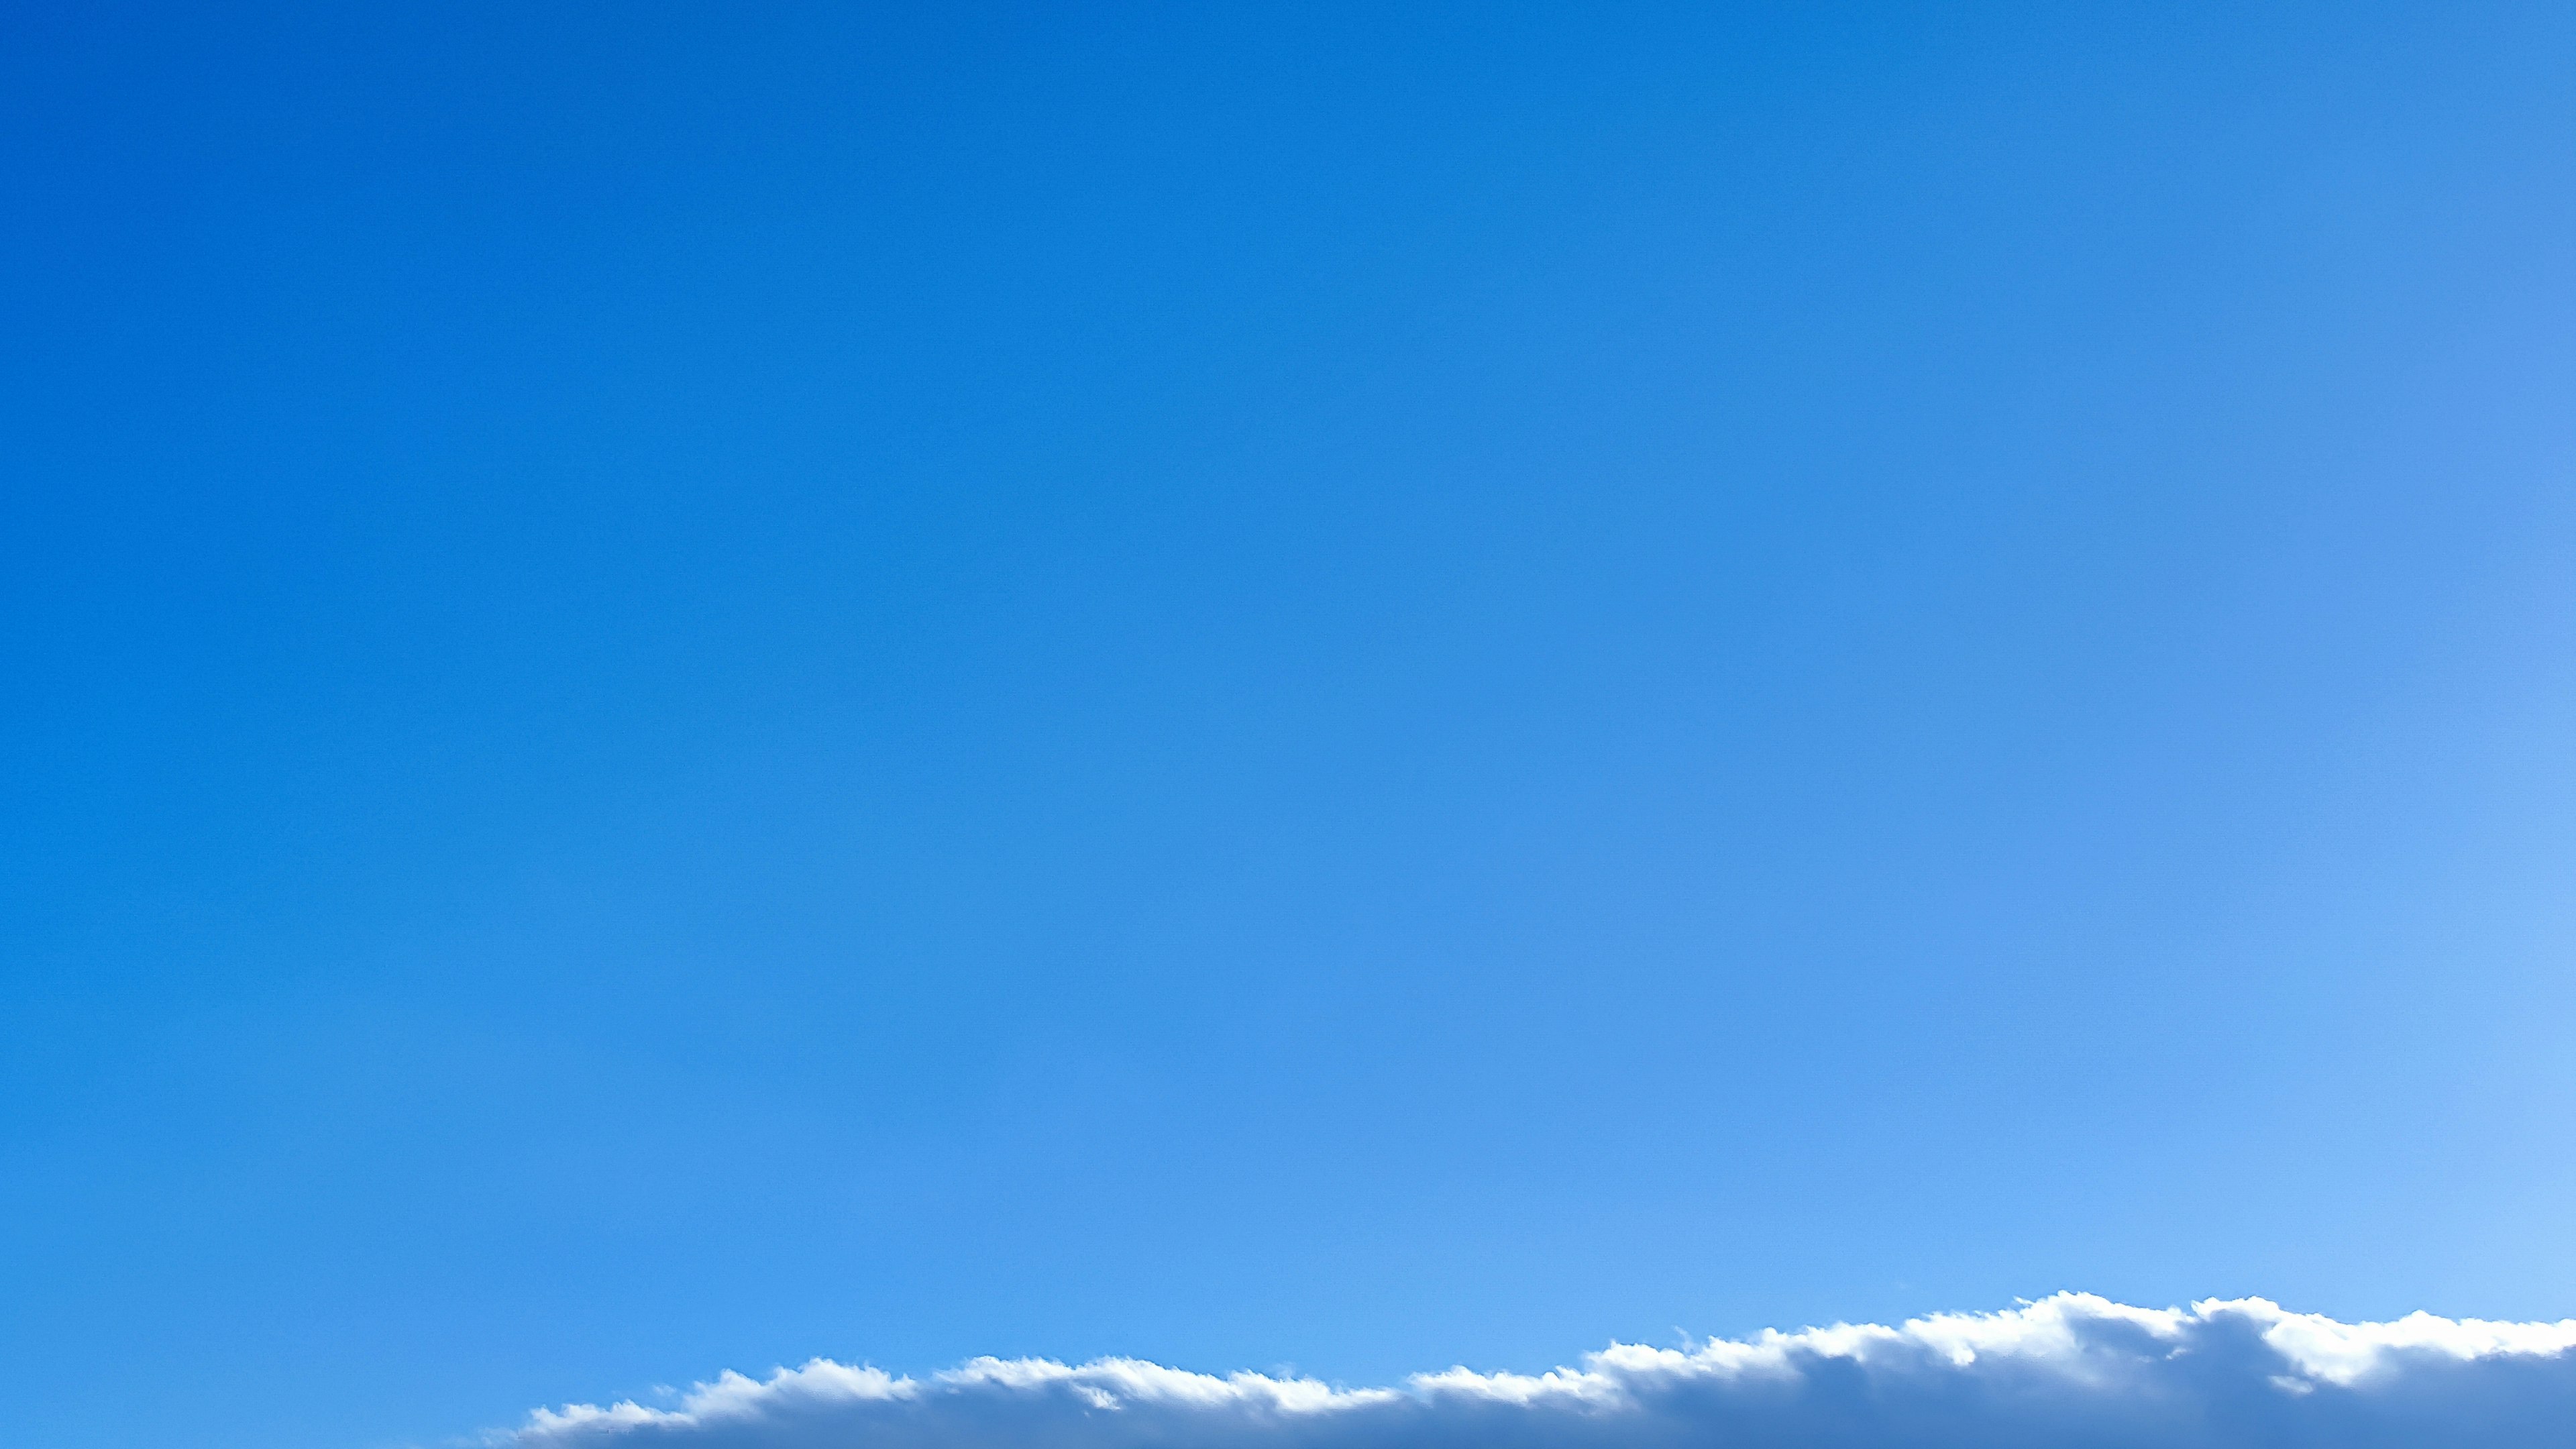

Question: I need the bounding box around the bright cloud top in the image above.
[502,1294,2576,1449]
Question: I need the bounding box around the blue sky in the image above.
[2,5,2571,1447]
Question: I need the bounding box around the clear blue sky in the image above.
[3,5,2571,1447]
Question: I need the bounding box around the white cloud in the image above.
[496,1293,2576,1448]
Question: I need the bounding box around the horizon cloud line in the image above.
[497,1291,2576,1448]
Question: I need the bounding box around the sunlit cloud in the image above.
[496,1293,2576,1448]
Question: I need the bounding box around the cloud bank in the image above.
[500,1293,2576,1449]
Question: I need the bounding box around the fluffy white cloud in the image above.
[498,1293,2576,1449]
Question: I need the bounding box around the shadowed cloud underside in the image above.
[506,1293,2576,1448]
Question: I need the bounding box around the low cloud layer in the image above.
[501,1293,2576,1449]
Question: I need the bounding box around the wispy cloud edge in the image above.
[497,1292,2576,1448]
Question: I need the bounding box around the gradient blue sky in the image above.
[3,5,2572,1448]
